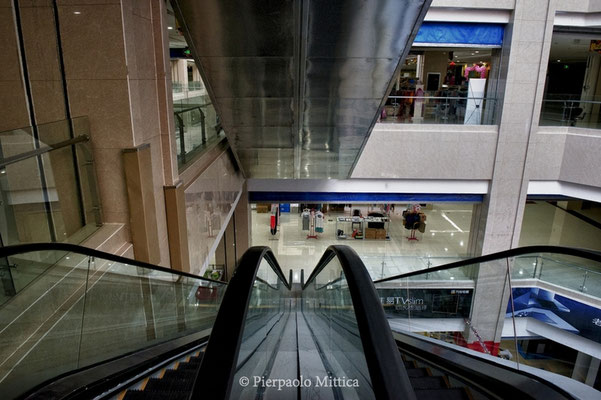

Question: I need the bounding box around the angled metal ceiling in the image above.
[172,0,430,178]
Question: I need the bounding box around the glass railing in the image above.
[229,255,290,399]
[194,245,410,399]
[381,95,498,125]
[172,81,205,94]
[192,247,291,399]
[302,253,376,399]
[512,254,601,298]
[0,243,225,399]
[540,95,601,129]
[174,102,224,168]
[0,117,102,248]
[374,246,601,391]
[360,254,467,281]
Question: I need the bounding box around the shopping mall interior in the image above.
[2,0,601,399]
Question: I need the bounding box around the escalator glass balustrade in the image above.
[0,243,225,399]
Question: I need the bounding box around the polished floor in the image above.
[251,204,472,279]
[251,201,601,280]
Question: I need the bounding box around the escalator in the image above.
[1,244,598,399]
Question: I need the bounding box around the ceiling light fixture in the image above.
[73,11,81,15]
[168,26,173,30]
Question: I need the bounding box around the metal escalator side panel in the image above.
[171,0,431,179]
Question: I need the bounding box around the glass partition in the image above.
[539,96,601,129]
[230,257,290,399]
[381,95,497,125]
[376,250,601,389]
[302,255,375,399]
[0,117,101,248]
[174,101,224,168]
[0,247,225,399]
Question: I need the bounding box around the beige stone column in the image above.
[467,0,557,351]
[123,144,160,265]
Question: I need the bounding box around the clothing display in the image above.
[315,211,324,233]
[270,204,279,236]
[302,209,310,231]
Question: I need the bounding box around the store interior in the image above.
[380,47,497,124]
[247,199,601,281]
[540,31,601,128]
[251,202,474,280]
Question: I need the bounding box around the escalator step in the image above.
[410,376,448,390]
[123,390,189,400]
[163,369,196,380]
[414,388,470,400]
[406,367,430,378]
[177,362,200,370]
[145,377,194,392]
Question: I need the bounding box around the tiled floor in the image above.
[251,204,472,279]
[251,200,601,280]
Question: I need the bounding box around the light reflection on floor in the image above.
[251,204,473,279]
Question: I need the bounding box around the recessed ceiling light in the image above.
[444,247,448,252]
[168,26,173,30]
[557,59,561,62]
[73,11,81,15]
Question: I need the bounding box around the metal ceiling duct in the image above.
[171,0,430,178]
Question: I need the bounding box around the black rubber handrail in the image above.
[190,246,290,399]
[303,245,417,400]
[374,245,601,284]
[0,242,225,285]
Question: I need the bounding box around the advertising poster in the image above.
[378,288,473,318]
[507,287,601,344]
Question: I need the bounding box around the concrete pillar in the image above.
[466,0,557,351]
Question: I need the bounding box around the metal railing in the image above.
[174,104,224,168]
[172,81,204,93]
[383,95,498,125]
[0,117,102,247]
[539,96,601,128]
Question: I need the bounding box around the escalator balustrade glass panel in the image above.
[230,257,291,399]
[0,246,226,399]
[302,255,375,400]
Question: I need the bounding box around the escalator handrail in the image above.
[373,245,601,283]
[394,330,582,400]
[190,246,290,400]
[303,245,417,400]
[0,242,225,284]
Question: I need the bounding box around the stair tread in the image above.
[123,390,189,400]
[410,376,448,390]
[406,367,431,377]
[415,388,470,400]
